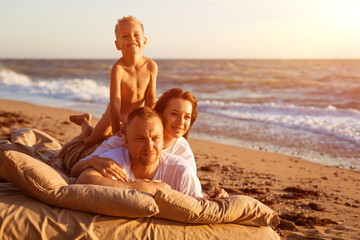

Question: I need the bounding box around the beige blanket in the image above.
[0,183,279,239]
[0,128,280,239]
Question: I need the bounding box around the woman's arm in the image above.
[71,155,128,182]
[205,188,229,199]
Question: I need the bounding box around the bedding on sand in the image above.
[0,128,280,239]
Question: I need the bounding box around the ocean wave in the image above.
[0,68,33,86]
[198,100,360,145]
[0,68,109,103]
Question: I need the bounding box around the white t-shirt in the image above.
[164,137,196,173]
[93,147,202,198]
[82,135,197,173]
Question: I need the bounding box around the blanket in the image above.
[0,128,280,239]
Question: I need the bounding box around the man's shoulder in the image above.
[103,135,125,147]
[105,146,127,153]
[99,147,130,165]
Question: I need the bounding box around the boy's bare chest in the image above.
[122,71,149,88]
[121,69,150,98]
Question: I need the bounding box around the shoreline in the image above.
[1,98,360,239]
[0,96,357,171]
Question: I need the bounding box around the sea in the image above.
[0,59,359,170]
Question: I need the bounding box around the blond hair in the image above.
[115,16,144,37]
[126,107,162,134]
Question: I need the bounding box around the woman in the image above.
[71,88,198,178]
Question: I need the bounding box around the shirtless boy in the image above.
[70,16,157,147]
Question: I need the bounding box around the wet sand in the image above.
[1,99,359,240]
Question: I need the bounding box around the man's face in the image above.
[125,116,164,167]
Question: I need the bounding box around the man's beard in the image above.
[136,151,159,166]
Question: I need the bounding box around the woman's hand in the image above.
[206,188,229,199]
[89,156,129,182]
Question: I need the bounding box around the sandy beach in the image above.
[1,98,359,240]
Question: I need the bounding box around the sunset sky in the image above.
[1,0,359,59]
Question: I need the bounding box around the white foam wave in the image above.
[0,68,33,86]
[199,100,360,144]
[0,68,109,103]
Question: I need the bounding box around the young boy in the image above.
[70,16,157,147]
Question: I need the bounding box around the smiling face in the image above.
[125,116,164,167]
[162,98,193,140]
[115,21,147,55]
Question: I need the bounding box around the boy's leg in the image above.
[69,113,94,140]
[82,105,112,147]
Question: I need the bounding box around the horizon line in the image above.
[1,57,360,61]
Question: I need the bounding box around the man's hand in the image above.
[114,122,126,136]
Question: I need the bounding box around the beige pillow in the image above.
[154,188,280,227]
[0,150,159,217]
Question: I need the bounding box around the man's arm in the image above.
[144,60,157,108]
[110,63,122,133]
[76,168,170,195]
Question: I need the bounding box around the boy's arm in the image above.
[144,61,158,108]
[110,63,122,133]
[76,168,170,195]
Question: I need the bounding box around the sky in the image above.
[0,0,359,59]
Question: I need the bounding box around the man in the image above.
[76,107,203,198]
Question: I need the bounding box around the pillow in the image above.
[0,150,159,217]
[154,188,280,227]
[11,128,62,159]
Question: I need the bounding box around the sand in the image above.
[1,98,359,240]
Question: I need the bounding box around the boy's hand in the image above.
[115,122,127,136]
[90,156,129,182]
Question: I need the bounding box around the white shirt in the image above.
[164,137,196,173]
[93,147,203,198]
[82,135,197,173]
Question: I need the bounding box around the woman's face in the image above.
[162,98,193,139]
